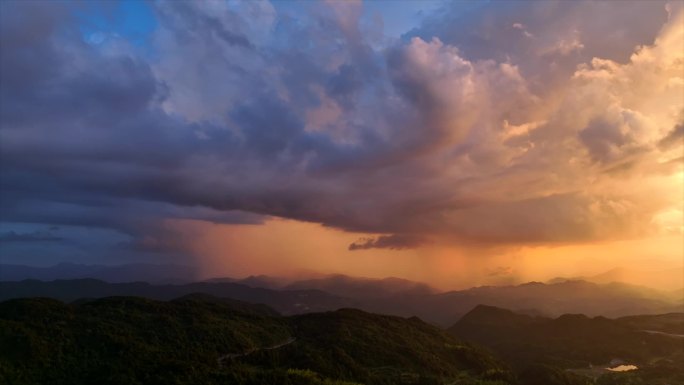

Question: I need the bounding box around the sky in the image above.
[0,0,682,290]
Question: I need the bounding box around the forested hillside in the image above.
[0,296,511,385]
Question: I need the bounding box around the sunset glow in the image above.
[0,0,682,290]
[2,2,684,384]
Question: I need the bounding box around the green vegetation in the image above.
[242,309,514,385]
[0,295,291,384]
[2,278,680,328]
[616,313,684,334]
[450,305,684,385]
[0,296,511,385]
[518,364,592,385]
[2,296,681,385]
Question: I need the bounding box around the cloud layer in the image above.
[0,0,682,258]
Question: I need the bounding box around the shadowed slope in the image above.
[0,296,512,385]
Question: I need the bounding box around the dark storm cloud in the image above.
[579,117,634,163]
[0,230,64,243]
[348,235,427,251]
[0,0,344,254]
[0,0,681,259]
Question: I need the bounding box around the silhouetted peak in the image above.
[459,305,533,324]
[555,313,590,323]
[173,292,220,302]
[450,305,541,333]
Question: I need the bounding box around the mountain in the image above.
[236,274,292,289]
[449,305,684,383]
[0,263,197,283]
[0,279,355,315]
[357,279,683,326]
[283,274,437,299]
[1,278,680,327]
[451,304,542,333]
[2,292,682,384]
[616,312,684,335]
[211,275,682,326]
[0,296,513,385]
[205,274,438,299]
[548,266,684,292]
[205,274,293,289]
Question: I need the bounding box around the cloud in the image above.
[0,230,64,243]
[0,0,682,263]
[659,122,684,150]
[348,235,427,251]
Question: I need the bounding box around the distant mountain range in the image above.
[0,278,354,315]
[0,262,198,283]
[548,266,684,292]
[219,273,438,298]
[210,270,684,324]
[1,276,681,327]
[4,263,681,301]
[364,279,683,326]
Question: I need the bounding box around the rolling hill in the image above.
[449,305,684,384]
[0,296,512,385]
[1,278,680,327]
[0,278,354,315]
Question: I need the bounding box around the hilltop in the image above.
[1,277,680,327]
[0,296,511,385]
[450,305,684,384]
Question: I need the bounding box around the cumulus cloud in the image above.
[0,0,682,260]
[659,122,684,150]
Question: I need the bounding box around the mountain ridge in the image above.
[0,295,513,385]
[449,304,684,374]
[1,277,681,327]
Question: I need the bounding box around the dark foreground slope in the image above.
[616,312,684,334]
[450,305,684,384]
[0,296,512,385]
